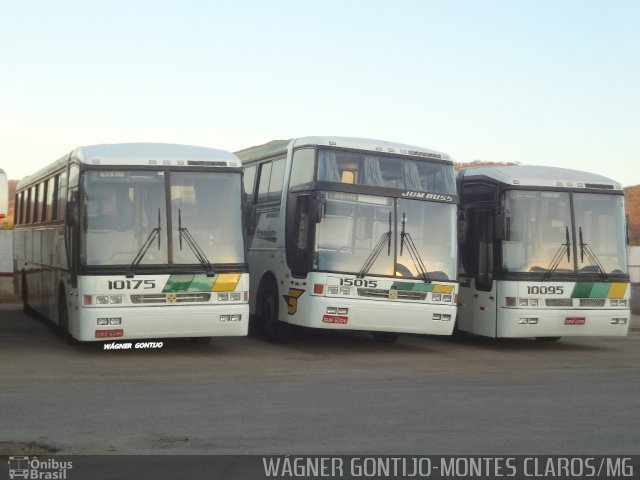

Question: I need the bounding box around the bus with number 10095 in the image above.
[236,136,459,342]
[457,165,630,339]
[13,143,249,343]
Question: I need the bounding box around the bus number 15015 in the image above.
[526,285,564,295]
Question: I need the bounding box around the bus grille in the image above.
[579,298,605,307]
[357,288,427,301]
[130,293,211,304]
[545,299,574,307]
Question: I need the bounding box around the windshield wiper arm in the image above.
[126,209,161,278]
[357,212,391,278]
[579,226,608,280]
[178,209,216,276]
[543,225,571,280]
[400,212,431,283]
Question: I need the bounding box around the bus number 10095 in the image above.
[526,285,564,295]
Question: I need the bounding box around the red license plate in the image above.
[322,315,348,325]
[95,329,124,338]
[564,317,586,325]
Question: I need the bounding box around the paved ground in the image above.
[0,302,639,456]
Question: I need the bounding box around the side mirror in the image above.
[310,194,325,223]
[458,209,468,244]
[66,194,79,227]
[495,210,510,241]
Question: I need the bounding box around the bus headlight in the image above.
[96,296,109,305]
[340,287,351,295]
[328,287,339,295]
[443,294,452,303]
[432,294,441,302]
[217,293,229,302]
[230,292,242,302]
[109,295,123,305]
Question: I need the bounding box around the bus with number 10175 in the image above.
[13,143,249,343]
[236,136,458,342]
[457,165,630,339]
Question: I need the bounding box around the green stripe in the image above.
[162,274,195,293]
[188,274,215,292]
[391,282,434,292]
[570,282,611,298]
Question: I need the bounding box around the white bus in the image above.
[13,143,249,343]
[236,136,458,342]
[0,168,7,219]
[457,165,630,339]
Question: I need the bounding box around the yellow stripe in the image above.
[211,273,242,292]
[432,284,454,294]
[606,283,627,299]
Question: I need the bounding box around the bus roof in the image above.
[458,165,622,191]
[235,136,451,163]
[17,143,241,189]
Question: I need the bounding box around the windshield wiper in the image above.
[543,225,571,280]
[178,209,217,276]
[357,212,391,278]
[579,226,608,280]
[126,209,161,278]
[400,212,431,283]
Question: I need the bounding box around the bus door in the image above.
[472,208,498,336]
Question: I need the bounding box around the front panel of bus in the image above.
[459,184,630,337]
[280,146,459,335]
[72,167,248,341]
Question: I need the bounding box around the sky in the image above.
[1,0,639,185]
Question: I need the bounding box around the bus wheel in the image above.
[372,332,399,343]
[535,336,561,342]
[261,285,291,343]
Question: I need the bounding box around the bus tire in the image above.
[372,331,399,343]
[535,336,561,342]
[261,284,291,343]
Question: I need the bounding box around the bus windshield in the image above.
[501,190,628,275]
[573,193,627,274]
[81,170,244,267]
[314,192,457,280]
[317,149,456,194]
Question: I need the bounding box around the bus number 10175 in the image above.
[108,280,157,290]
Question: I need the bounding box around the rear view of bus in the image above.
[14,144,248,343]
[457,165,630,339]
[237,137,458,342]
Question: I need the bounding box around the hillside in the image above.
[625,185,640,245]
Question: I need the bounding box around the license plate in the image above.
[95,329,124,338]
[564,317,586,325]
[322,315,348,325]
